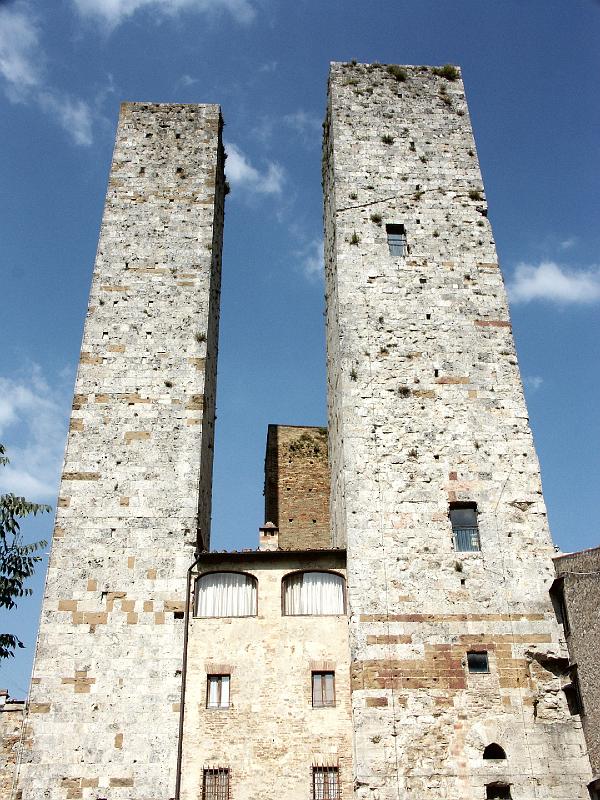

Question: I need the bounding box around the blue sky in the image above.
[0,0,598,696]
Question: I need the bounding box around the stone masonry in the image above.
[0,694,26,800]
[553,546,600,776]
[17,103,225,799]
[180,550,351,800]
[322,63,592,798]
[264,425,330,549]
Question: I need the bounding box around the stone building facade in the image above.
[553,547,600,779]
[179,549,351,800]
[322,62,591,798]
[7,65,595,800]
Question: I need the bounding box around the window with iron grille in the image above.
[467,651,489,673]
[206,675,230,709]
[203,768,229,800]
[312,671,335,707]
[313,766,339,800]
[450,502,480,552]
[386,223,407,257]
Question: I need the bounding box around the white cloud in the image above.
[0,365,71,500]
[283,109,322,145]
[0,3,95,146]
[72,0,256,28]
[179,73,198,87]
[225,142,284,196]
[560,237,577,251]
[296,237,323,282]
[507,261,600,305]
[38,91,94,146]
[0,3,41,99]
[524,376,543,391]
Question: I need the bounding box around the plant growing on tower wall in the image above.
[0,444,50,659]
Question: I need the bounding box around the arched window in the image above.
[483,743,507,760]
[195,572,257,617]
[282,571,345,616]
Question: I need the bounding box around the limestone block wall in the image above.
[18,103,225,799]
[554,546,600,774]
[264,425,331,549]
[0,697,26,800]
[180,551,351,800]
[323,63,591,798]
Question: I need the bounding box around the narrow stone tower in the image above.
[19,103,224,798]
[322,63,591,799]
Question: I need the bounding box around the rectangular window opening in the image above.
[313,767,339,800]
[206,675,230,709]
[467,651,489,674]
[450,502,480,552]
[486,784,511,799]
[312,671,335,707]
[386,224,407,257]
[203,768,229,800]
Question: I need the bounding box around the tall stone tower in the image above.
[322,63,591,798]
[19,103,224,798]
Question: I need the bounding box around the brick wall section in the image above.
[554,546,600,774]
[0,700,26,800]
[264,425,331,549]
[18,103,225,799]
[323,62,591,798]
[180,551,352,800]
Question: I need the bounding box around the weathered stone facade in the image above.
[0,694,26,800]
[180,550,351,800]
[264,425,330,549]
[322,62,591,798]
[553,546,600,777]
[17,103,225,799]
[8,67,595,800]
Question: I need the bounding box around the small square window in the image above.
[207,674,230,709]
[467,651,489,673]
[312,672,335,707]
[313,767,339,800]
[386,224,407,257]
[203,768,229,800]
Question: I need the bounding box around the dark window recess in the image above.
[483,743,506,760]
[450,502,480,552]
[313,767,339,800]
[386,224,407,257]
[203,768,229,800]
[564,666,585,716]
[588,778,600,800]
[486,784,511,799]
[312,672,335,707]
[467,651,489,673]
[550,578,570,635]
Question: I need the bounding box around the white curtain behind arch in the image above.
[196,572,257,617]
[283,572,345,615]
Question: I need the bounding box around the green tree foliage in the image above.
[0,444,50,659]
